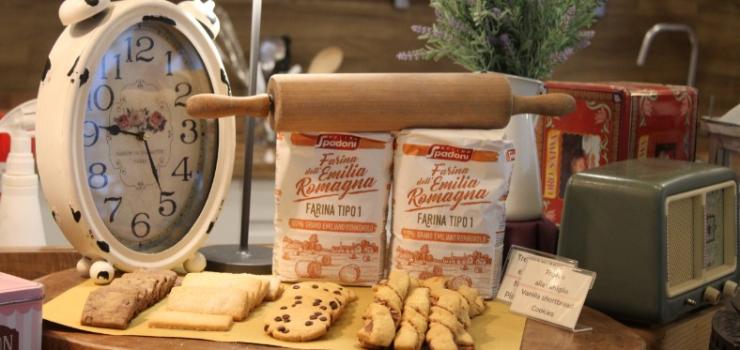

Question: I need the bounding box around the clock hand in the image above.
[142,137,163,192]
[100,125,145,139]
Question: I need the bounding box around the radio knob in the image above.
[703,286,721,305]
[723,280,738,298]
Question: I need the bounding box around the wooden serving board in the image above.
[38,269,645,350]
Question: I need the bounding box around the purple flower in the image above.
[396,49,426,61]
[560,5,576,30]
[411,25,433,35]
[550,47,574,63]
[576,30,595,49]
[492,7,503,18]
[497,33,514,55]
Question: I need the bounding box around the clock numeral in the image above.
[172,157,192,182]
[125,36,155,63]
[88,162,109,189]
[131,212,151,238]
[87,84,114,112]
[83,121,99,147]
[159,191,177,217]
[180,119,198,144]
[104,197,122,223]
[99,54,121,80]
[166,51,173,76]
[174,82,192,107]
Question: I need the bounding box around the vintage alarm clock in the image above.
[559,158,738,323]
[36,0,235,283]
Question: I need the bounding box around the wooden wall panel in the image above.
[0,0,738,177]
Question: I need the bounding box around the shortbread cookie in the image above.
[251,274,283,301]
[181,272,264,311]
[148,310,233,331]
[166,286,249,321]
[81,287,140,329]
[264,303,333,342]
[357,302,396,348]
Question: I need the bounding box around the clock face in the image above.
[82,21,219,253]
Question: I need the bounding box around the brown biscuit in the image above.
[81,287,140,329]
[264,303,333,342]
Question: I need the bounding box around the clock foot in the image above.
[184,252,207,272]
[89,260,115,285]
[76,257,92,278]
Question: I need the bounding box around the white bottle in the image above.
[0,100,46,246]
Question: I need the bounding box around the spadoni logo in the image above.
[316,134,360,150]
[0,325,18,350]
[426,144,473,162]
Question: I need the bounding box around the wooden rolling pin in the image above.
[187,73,575,131]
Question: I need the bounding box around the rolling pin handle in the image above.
[186,93,272,119]
[512,93,576,117]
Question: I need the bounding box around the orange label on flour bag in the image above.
[391,129,515,298]
[274,132,393,285]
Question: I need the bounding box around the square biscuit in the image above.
[166,286,249,321]
[81,287,140,329]
[181,272,263,310]
[148,310,233,331]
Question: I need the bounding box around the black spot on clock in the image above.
[207,221,215,234]
[197,21,215,40]
[96,240,110,253]
[51,210,57,221]
[79,69,90,87]
[96,270,110,281]
[143,15,176,26]
[220,69,231,96]
[41,58,51,82]
[70,206,82,223]
[67,56,80,77]
[85,0,99,6]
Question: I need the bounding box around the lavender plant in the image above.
[399,0,601,79]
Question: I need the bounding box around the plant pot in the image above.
[502,74,544,221]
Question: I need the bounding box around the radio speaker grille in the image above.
[667,198,695,286]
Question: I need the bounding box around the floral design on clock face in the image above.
[82,21,219,253]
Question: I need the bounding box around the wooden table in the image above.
[37,269,646,350]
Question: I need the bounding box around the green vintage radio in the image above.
[558,158,738,323]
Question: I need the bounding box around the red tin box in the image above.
[536,81,698,225]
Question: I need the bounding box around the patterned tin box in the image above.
[0,273,43,350]
[536,81,698,225]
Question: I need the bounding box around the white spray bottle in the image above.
[0,99,46,246]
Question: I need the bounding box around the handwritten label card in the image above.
[497,248,577,304]
[509,259,595,330]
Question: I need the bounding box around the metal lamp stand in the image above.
[201,0,273,274]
